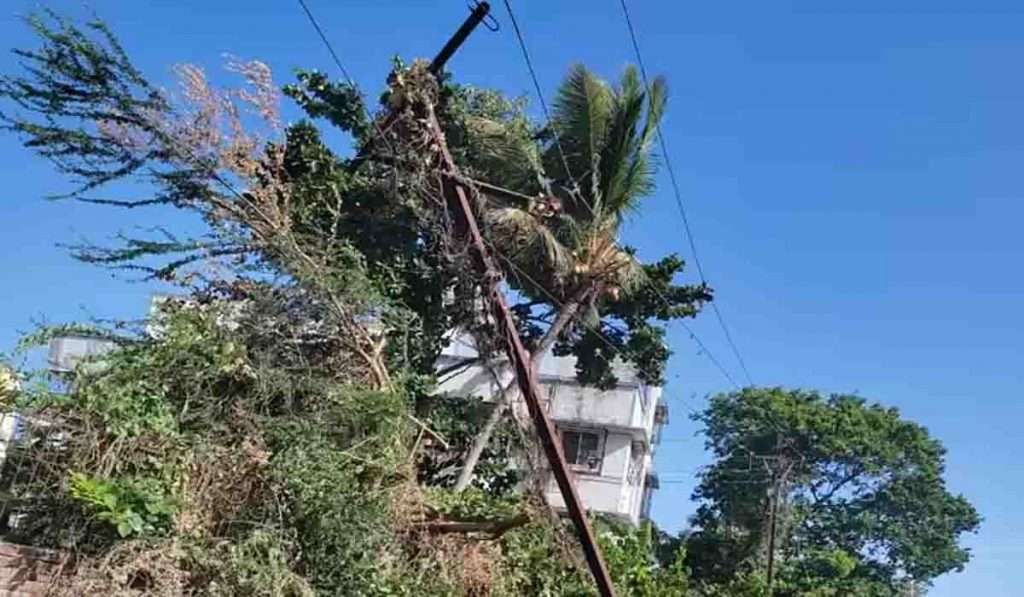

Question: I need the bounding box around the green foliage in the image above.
[441,84,541,192]
[260,387,419,595]
[189,530,314,597]
[686,387,981,593]
[496,519,691,597]
[547,64,666,218]
[14,322,131,355]
[424,486,521,520]
[1,11,979,597]
[417,394,521,492]
[0,9,169,195]
[46,303,250,438]
[599,521,690,597]
[283,69,369,139]
[69,473,176,538]
[497,522,594,596]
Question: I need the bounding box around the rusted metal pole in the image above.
[339,4,615,591]
[425,108,617,597]
[430,1,492,75]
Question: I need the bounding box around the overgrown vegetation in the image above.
[0,10,977,596]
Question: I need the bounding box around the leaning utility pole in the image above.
[352,3,619,595]
[423,108,617,596]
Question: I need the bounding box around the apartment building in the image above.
[437,334,666,525]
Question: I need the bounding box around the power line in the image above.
[296,0,354,81]
[498,0,740,391]
[679,320,740,389]
[616,0,754,387]
[500,0,586,207]
[476,189,787,461]
[482,232,740,391]
[294,0,397,157]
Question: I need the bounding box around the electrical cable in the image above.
[617,0,754,387]
[295,0,398,158]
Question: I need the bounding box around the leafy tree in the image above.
[0,11,704,595]
[685,388,981,596]
[449,64,710,490]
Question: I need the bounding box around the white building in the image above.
[437,335,666,525]
[47,336,116,373]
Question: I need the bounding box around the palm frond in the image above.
[601,66,667,217]
[639,75,667,151]
[484,206,574,282]
[550,64,613,212]
[463,114,542,190]
[482,63,670,303]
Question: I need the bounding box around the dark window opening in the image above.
[561,430,603,473]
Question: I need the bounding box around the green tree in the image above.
[0,11,701,595]
[685,388,980,596]
[451,64,710,490]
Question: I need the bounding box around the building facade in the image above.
[437,335,666,525]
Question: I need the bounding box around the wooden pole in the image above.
[348,2,492,174]
[765,467,779,595]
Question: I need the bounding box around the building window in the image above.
[561,430,603,474]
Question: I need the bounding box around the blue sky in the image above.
[2,1,1022,594]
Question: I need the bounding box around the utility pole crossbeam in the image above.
[425,108,617,597]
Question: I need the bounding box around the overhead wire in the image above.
[497,0,743,391]
[296,0,775,482]
[474,181,790,467]
[481,234,782,489]
[500,0,591,212]
[482,234,739,392]
[616,0,755,387]
[290,0,745,429]
[294,0,399,158]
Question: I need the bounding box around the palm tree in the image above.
[453,63,668,491]
[485,63,666,308]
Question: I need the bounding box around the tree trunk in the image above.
[451,378,517,491]
[452,291,588,492]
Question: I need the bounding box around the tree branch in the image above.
[436,356,483,379]
[413,513,530,537]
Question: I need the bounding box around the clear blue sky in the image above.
[2,1,1021,594]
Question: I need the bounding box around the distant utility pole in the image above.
[354,3,619,596]
[763,438,796,597]
[765,465,780,594]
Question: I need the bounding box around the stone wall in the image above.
[0,542,68,596]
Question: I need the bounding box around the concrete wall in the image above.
[546,380,656,440]
[0,414,17,468]
[47,337,115,373]
[543,430,650,524]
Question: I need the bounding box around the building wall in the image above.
[541,430,653,525]
[0,414,16,474]
[436,335,663,524]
